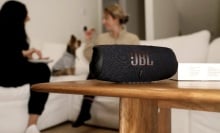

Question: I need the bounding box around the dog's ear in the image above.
[71,35,76,43]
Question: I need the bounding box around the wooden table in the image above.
[31,80,220,133]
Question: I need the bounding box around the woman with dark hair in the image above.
[72,3,140,127]
[0,1,50,133]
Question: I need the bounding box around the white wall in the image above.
[0,0,99,47]
[145,0,179,40]
[126,0,145,40]
[175,0,220,39]
[153,0,180,39]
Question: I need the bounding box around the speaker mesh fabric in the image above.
[90,45,178,82]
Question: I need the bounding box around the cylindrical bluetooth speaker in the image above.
[89,45,178,83]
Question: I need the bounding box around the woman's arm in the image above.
[83,28,96,62]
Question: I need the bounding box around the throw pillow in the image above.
[140,30,211,63]
[207,38,220,63]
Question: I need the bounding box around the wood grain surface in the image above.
[32,80,220,103]
[31,79,220,133]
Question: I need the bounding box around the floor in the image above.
[41,122,118,133]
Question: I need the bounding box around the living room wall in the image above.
[144,0,179,40]
[0,0,99,47]
[175,0,220,39]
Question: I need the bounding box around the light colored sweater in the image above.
[84,29,140,62]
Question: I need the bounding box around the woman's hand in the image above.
[85,28,95,44]
[22,48,43,59]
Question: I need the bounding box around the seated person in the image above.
[72,3,140,127]
[0,1,51,133]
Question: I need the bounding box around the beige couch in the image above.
[140,30,220,133]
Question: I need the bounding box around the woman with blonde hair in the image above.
[72,3,140,127]
[84,3,139,61]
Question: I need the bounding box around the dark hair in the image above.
[0,0,29,50]
[119,15,129,25]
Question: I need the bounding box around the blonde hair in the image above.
[104,3,129,24]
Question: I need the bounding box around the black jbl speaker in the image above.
[89,45,178,83]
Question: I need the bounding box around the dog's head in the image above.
[67,35,81,56]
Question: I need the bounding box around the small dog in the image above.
[52,35,81,76]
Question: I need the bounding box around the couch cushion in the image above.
[207,38,220,62]
[190,111,220,133]
[140,30,211,63]
[0,85,29,133]
[88,96,119,129]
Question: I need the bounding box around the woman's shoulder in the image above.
[126,32,139,38]
[123,31,140,44]
[97,32,109,38]
[95,33,111,44]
